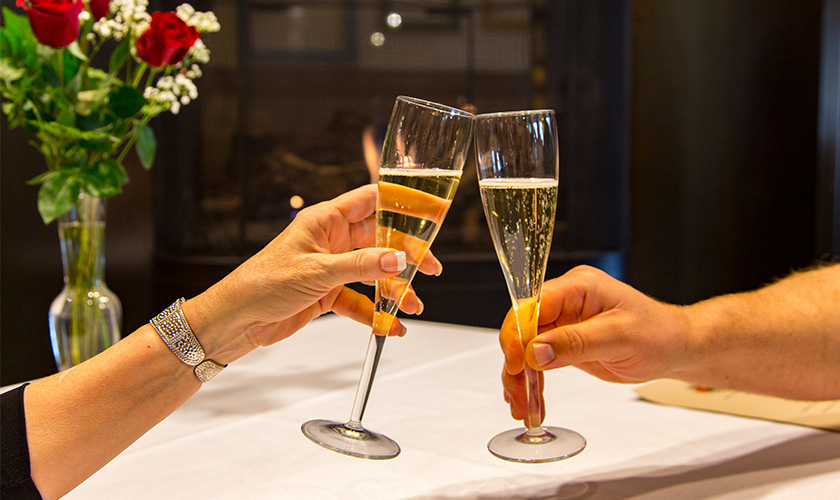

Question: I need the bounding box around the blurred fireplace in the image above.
[152,0,630,327]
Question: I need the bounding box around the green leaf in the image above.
[76,87,110,116]
[108,158,130,185]
[37,172,82,224]
[76,110,108,131]
[77,88,111,103]
[1,8,37,68]
[56,102,75,127]
[79,136,114,153]
[2,8,31,44]
[133,121,156,169]
[44,63,61,87]
[109,37,130,74]
[51,48,82,84]
[110,86,145,119]
[27,169,62,186]
[28,161,82,185]
[86,67,111,85]
[81,159,128,198]
[0,28,18,62]
[30,120,86,141]
[67,41,88,62]
[2,101,23,128]
[0,59,25,84]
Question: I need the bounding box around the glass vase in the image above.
[49,192,123,371]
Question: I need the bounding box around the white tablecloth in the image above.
[60,315,840,499]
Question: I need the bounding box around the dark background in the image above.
[2,0,838,386]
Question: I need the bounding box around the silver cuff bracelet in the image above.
[150,298,227,383]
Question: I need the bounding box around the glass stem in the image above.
[347,333,387,429]
[524,364,544,432]
[513,297,545,432]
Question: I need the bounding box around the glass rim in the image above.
[396,95,474,118]
[475,109,555,119]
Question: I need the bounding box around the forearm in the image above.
[679,264,840,400]
[25,324,201,499]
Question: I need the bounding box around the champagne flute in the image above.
[302,96,474,459]
[475,109,586,463]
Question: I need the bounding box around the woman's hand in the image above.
[186,185,442,364]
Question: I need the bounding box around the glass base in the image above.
[488,426,586,463]
[301,419,400,460]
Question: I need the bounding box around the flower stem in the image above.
[55,51,65,87]
[133,63,149,89]
[144,67,159,90]
[116,132,137,164]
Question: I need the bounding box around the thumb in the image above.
[525,322,605,371]
[321,248,406,287]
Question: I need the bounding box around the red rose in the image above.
[88,0,109,20]
[135,12,200,67]
[22,0,85,48]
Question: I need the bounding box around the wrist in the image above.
[669,302,708,382]
[675,295,748,388]
[150,298,228,382]
[180,287,258,365]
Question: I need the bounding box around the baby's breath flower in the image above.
[145,71,201,115]
[176,4,195,18]
[93,0,151,40]
[177,4,221,33]
[185,64,203,79]
[175,73,198,97]
[188,39,211,64]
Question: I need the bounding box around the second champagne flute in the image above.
[475,109,586,463]
[302,96,474,459]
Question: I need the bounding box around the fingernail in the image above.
[398,325,407,337]
[380,251,406,272]
[533,343,555,367]
[434,257,443,276]
[415,298,424,315]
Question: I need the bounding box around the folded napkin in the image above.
[635,379,840,432]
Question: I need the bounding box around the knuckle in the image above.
[562,327,587,359]
[566,264,602,284]
[353,251,369,278]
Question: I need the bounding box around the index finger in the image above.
[331,184,378,224]
[332,285,406,336]
[500,308,525,375]
[538,266,617,329]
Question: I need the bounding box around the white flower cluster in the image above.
[90,0,151,41]
[176,4,221,33]
[189,39,211,64]
[143,68,201,115]
[177,4,220,65]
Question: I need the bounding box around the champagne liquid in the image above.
[374,168,461,334]
[480,177,558,428]
[480,177,558,305]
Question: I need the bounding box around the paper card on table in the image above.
[634,379,840,432]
